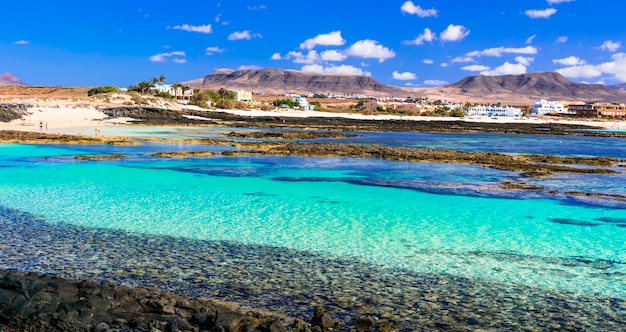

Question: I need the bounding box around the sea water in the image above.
[0,136,624,301]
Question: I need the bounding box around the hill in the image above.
[0,73,26,86]
[426,72,626,104]
[184,68,411,97]
[609,83,626,91]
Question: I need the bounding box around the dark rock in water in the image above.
[0,270,289,332]
[311,306,341,329]
[548,218,600,227]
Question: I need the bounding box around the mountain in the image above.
[184,68,410,97]
[608,83,626,91]
[434,72,626,103]
[0,73,26,86]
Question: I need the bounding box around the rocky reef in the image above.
[0,104,31,122]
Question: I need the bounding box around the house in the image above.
[293,95,314,111]
[569,102,626,118]
[468,105,522,118]
[232,90,253,102]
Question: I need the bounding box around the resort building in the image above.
[569,103,626,118]
[232,90,253,102]
[467,105,523,118]
[533,100,569,115]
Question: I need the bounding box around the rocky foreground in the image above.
[0,269,352,332]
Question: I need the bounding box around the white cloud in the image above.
[515,56,534,66]
[344,40,395,63]
[149,51,186,63]
[552,56,586,66]
[271,53,282,60]
[403,28,436,45]
[424,79,448,86]
[392,71,417,80]
[301,64,371,76]
[400,1,437,17]
[547,0,574,4]
[205,46,225,55]
[462,65,490,72]
[13,40,30,45]
[480,62,527,76]
[300,31,346,50]
[525,8,557,19]
[555,36,568,43]
[320,50,347,61]
[284,50,320,64]
[171,24,212,33]
[238,65,261,70]
[556,65,602,78]
[599,40,621,52]
[440,63,449,68]
[247,5,267,10]
[423,59,434,64]
[555,53,626,82]
[440,24,470,42]
[228,30,262,41]
[466,46,538,57]
[526,35,536,44]
[172,58,186,64]
[451,56,474,63]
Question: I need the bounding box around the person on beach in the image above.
[39,121,43,132]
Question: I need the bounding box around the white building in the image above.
[232,90,252,102]
[467,105,522,118]
[293,95,315,111]
[533,100,569,115]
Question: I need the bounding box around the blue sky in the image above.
[2,0,625,87]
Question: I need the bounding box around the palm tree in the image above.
[137,80,151,95]
[158,74,166,85]
[171,82,182,100]
[181,85,190,100]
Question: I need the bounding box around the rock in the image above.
[311,306,340,329]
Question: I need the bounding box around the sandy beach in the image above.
[2,98,626,134]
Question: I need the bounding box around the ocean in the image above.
[1,126,624,329]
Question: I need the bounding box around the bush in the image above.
[87,86,117,96]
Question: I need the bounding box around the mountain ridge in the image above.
[0,73,26,86]
[185,69,626,103]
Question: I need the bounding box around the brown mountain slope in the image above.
[184,68,411,97]
[430,72,626,104]
[0,73,26,86]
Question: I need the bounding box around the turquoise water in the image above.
[1,141,624,301]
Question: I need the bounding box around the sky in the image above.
[2,0,626,88]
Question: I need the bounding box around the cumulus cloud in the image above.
[525,8,557,19]
[526,35,536,44]
[400,1,437,17]
[440,24,470,42]
[481,62,527,76]
[13,40,30,45]
[515,56,534,66]
[205,46,225,55]
[149,51,186,63]
[228,30,262,41]
[344,40,395,62]
[466,46,538,57]
[284,50,320,64]
[423,59,434,64]
[171,24,212,33]
[599,40,621,52]
[555,53,626,81]
[547,0,574,4]
[320,50,347,61]
[440,63,449,68]
[238,65,261,70]
[300,31,346,50]
[403,28,436,45]
[555,65,602,79]
[552,56,586,66]
[392,71,417,80]
[424,79,448,86]
[270,53,282,60]
[555,36,568,43]
[462,65,490,72]
[301,64,371,76]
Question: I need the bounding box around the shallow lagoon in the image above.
[1,128,625,329]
